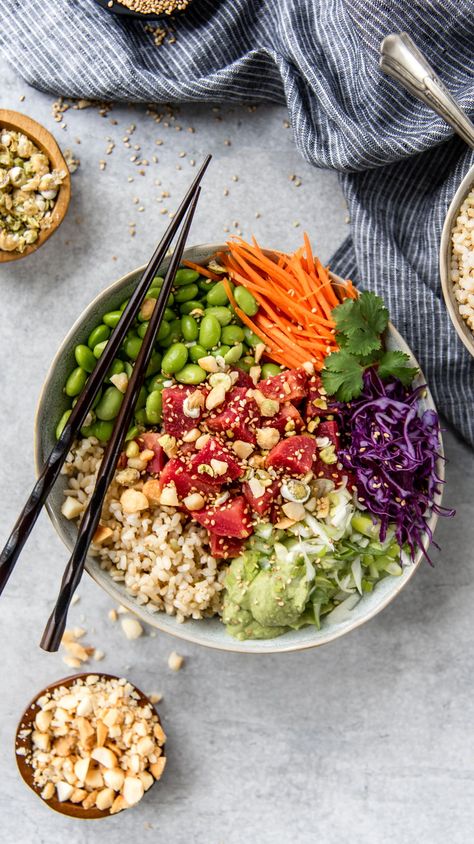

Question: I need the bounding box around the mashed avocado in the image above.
[222,551,312,641]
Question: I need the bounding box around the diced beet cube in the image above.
[162,385,203,437]
[138,432,167,474]
[264,402,304,435]
[243,479,280,516]
[305,375,332,418]
[192,495,253,538]
[206,387,259,444]
[315,419,340,449]
[209,534,245,559]
[265,434,316,474]
[189,437,243,484]
[259,368,308,403]
[229,369,254,389]
[159,458,215,498]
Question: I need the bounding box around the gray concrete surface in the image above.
[1,57,473,844]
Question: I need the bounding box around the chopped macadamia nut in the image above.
[22,675,166,815]
[120,617,144,640]
[168,651,184,671]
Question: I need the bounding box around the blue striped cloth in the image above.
[1,0,473,444]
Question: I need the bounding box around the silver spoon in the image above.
[379,32,474,357]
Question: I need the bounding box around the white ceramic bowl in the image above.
[35,243,445,653]
[439,165,474,358]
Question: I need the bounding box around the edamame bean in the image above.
[119,299,130,312]
[125,425,139,442]
[136,385,148,410]
[123,361,133,378]
[56,409,72,440]
[147,373,166,392]
[179,300,204,315]
[124,335,143,361]
[145,288,160,301]
[224,343,244,365]
[189,343,207,363]
[198,278,215,293]
[107,359,125,379]
[95,386,124,421]
[261,363,282,378]
[162,342,189,374]
[174,364,207,385]
[181,314,199,342]
[164,307,176,322]
[103,310,122,329]
[234,285,258,316]
[243,327,262,347]
[242,355,256,367]
[211,345,230,358]
[74,344,96,373]
[93,340,108,359]
[206,280,232,307]
[137,321,149,339]
[235,358,251,373]
[145,351,162,377]
[65,366,87,397]
[151,276,164,288]
[160,319,182,348]
[174,268,199,287]
[134,408,147,425]
[87,323,110,350]
[91,420,114,442]
[199,314,222,349]
[221,325,245,345]
[174,283,199,303]
[204,306,233,326]
[167,292,174,307]
[146,390,163,424]
[155,320,170,344]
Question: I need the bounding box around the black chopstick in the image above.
[0,155,211,597]
[40,188,201,652]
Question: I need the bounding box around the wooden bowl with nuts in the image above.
[0,110,71,264]
[15,673,167,819]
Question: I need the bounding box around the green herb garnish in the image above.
[321,292,418,400]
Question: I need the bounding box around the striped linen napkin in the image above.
[1,0,473,444]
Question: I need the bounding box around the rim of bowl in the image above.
[439,163,474,357]
[34,243,444,653]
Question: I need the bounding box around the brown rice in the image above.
[61,437,225,622]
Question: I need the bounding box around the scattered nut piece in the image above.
[183,492,205,511]
[282,501,306,521]
[120,617,144,641]
[256,427,280,450]
[197,355,219,373]
[168,651,184,671]
[93,525,113,545]
[120,489,149,514]
[232,440,254,459]
[142,478,162,505]
[205,384,226,410]
[159,483,180,507]
[61,496,83,520]
[110,372,128,393]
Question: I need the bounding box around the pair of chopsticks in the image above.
[0,154,211,651]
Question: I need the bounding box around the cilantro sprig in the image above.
[321,292,418,401]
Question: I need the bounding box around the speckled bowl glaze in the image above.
[35,243,445,653]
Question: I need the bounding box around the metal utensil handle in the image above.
[380,32,474,149]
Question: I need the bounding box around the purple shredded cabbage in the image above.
[339,368,455,563]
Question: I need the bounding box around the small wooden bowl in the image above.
[15,673,165,819]
[94,0,192,20]
[0,110,71,264]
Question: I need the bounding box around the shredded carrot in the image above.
[182,260,221,281]
[193,235,357,370]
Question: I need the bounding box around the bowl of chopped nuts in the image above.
[15,673,167,817]
[439,165,474,358]
[0,110,70,263]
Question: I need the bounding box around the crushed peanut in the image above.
[21,675,166,815]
